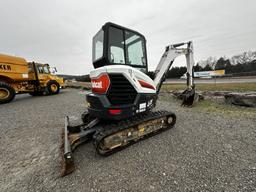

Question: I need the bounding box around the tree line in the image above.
[60,51,256,81]
[164,51,256,78]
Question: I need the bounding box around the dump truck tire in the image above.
[0,82,16,104]
[46,80,60,95]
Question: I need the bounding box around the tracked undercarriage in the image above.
[61,110,176,176]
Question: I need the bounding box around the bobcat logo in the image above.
[92,81,102,88]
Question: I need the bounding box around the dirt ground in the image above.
[0,89,255,192]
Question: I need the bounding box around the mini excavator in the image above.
[61,22,196,176]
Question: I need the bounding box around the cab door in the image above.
[36,65,50,86]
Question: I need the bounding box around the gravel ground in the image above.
[0,89,255,192]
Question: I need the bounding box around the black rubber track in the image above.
[93,110,176,156]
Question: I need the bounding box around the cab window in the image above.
[37,66,50,74]
[125,31,146,66]
[93,29,104,62]
[43,66,50,74]
[37,66,44,74]
[108,27,125,64]
[107,26,146,67]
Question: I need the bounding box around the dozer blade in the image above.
[61,116,75,176]
[60,116,99,176]
[181,88,196,106]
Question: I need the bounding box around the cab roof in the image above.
[102,22,146,42]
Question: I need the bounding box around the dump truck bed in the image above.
[0,54,29,81]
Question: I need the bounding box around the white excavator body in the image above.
[61,22,196,176]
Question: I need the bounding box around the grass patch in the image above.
[162,82,256,92]
[159,92,256,119]
[195,99,256,119]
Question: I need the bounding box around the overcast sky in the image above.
[0,0,256,75]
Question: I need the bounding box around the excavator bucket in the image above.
[181,87,196,106]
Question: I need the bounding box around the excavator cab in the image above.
[92,22,148,73]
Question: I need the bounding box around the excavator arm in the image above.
[153,41,195,105]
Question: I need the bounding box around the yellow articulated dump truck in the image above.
[0,54,65,104]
